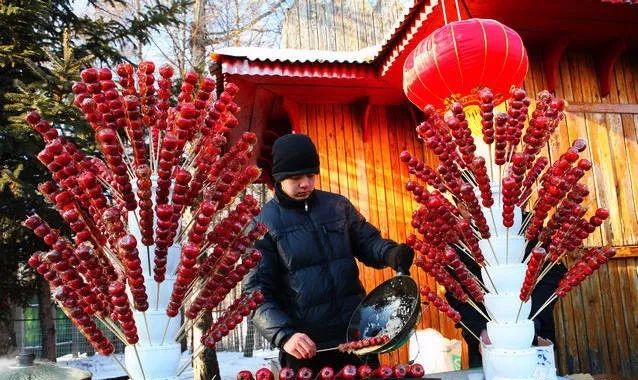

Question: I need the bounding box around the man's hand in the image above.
[478,329,491,354]
[536,336,553,346]
[480,329,491,344]
[385,244,415,275]
[283,333,317,359]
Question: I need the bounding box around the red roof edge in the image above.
[600,0,638,4]
[374,0,446,86]
[210,0,439,87]
[371,0,434,69]
[215,55,378,81]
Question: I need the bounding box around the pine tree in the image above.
[0,0,189,356]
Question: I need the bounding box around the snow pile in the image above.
[58,353,127,380]
[216,350,279,379]
[57,349,278,380]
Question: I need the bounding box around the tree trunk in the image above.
[190,0,207,72]
[37,278,56,361]
[193,312,220,380]
[0,306,16,356]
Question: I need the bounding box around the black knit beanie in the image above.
[271,134,320,182]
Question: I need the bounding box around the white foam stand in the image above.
[477,185,557,380]
[123,183,184,380]
[482,342,537,380]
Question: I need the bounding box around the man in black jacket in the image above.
[243,134,414,373]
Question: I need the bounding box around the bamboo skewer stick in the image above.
[523,241,542,265]
[174,312,204,343]
[466,298,491,322]
[145,246,152,277]
[175,216,196,245]
[486,239,499,265]
[160,317,173,345]
[498,166,503,208]
[182,278,206,309]
[112,355,134,379]
[96,177,124,200]
[489,208,498,238]
[102,248,127,276]
[115,133,137,179]
[529,293,558,321]
[514,301,525,323]
[142,311,152,345]
[451,243,478,265]
[459,321,482,343]
[460,169,477,187]
[153,130,163,177]
[155,282,161,310]
[183,137,204,171]
[176,345,206,377]
[79,224,126,276]
[518,183,542,208]
[471,272,489,293]
[129,210,153,278]
[447,262,488,292]
[481,303,499,323]
[148,130,155,174]
[518,211,534,236]
[133,344,147,380]
[536,252,567,286]
[505,228,509,264]
[481,265,498,294]
[100,317,128,345]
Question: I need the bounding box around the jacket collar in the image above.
[274,183,315,211]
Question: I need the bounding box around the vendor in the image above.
[243,133,414,373]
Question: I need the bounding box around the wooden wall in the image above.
[523,51,638,376]
[280,0,406,51]
[283,50,638,375]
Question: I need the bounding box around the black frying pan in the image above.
[346,274,421,354]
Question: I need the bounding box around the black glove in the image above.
[385,244,415,275]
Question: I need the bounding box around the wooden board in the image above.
[607,113,638,245]
[279,0,406,51]
[567,103,638,114]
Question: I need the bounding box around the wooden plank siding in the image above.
[523,51,638,376]
[280,0,406,51]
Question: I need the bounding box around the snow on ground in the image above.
[58,353,127,380]
[58,349,278,380]
[217,349,279,379]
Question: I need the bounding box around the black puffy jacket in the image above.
[243,189,396,349]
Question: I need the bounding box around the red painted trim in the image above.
[282,97,301,133]
[596,39,627,97]
[543,36,569,92]
[378,3,440,83]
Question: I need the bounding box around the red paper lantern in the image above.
[403,18,529,110]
